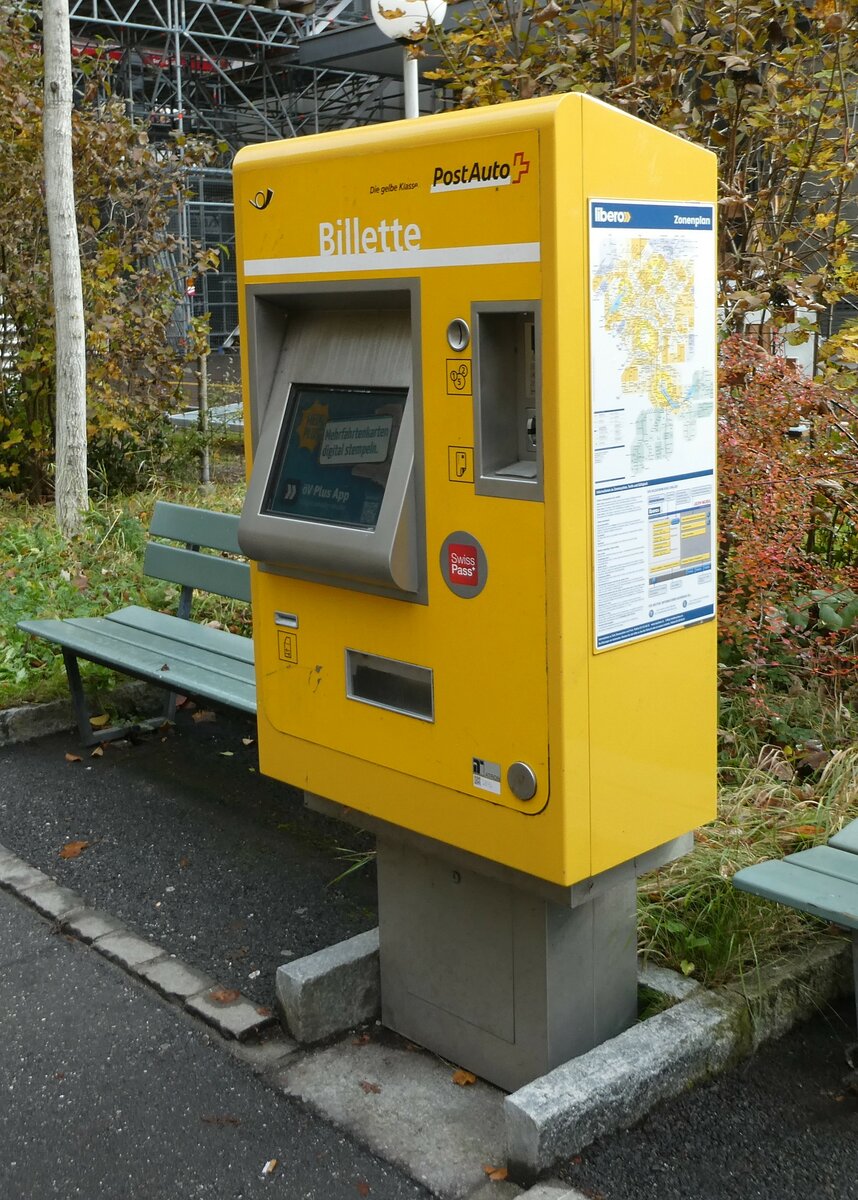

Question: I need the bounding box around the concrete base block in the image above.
[276,927,380,1044]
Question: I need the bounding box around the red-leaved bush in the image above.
[718,334,858,691]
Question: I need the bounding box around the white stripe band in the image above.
[430,177,512,194]
[244,241,541,277]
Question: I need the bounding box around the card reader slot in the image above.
[346,649,434,722]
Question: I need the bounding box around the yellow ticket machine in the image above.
[235,94,717,1090]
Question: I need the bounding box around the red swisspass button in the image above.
[448,543,479,587]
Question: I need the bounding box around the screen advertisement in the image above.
[263,385,408,530]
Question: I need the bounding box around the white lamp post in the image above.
[369,0,447,119]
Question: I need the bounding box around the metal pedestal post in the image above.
[305,792,691,1093]
[376,835,637,1092]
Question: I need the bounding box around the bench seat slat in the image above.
[732,859,858,931]
[828,819,858,854]
[148,501,242,555]
[105,607,253,665]
[143,542,250,603]
[784,844,858,887]
[18,618,256,713]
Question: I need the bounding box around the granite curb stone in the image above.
[275,926,380,1043]
[0,858,50,892]
[504,988,747,1178]
[0,839,281,1047]
[61,906,129,943]
[93,929,168,970]
[186,988,279,1041]
[0,681,163,747]
[137,956,219,1000]
[504,937,854,1179]
[520,1183,590,1200]
[727,937,852,1050]
[18,879,82,922]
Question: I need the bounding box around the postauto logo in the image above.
[430,150,531,194]
[593,205,632,224]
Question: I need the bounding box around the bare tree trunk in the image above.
[43,0,88,538]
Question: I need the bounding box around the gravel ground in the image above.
[0,708,378,1008]
[558,996,858,1200]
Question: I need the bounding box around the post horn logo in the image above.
[250,188,274,211]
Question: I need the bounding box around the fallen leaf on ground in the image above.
[192,709,216,723]
[256,1006,272,1017]
[356,1183,370,1197]
[89,713,110,729]
[261,1158,278,1177]
[482,1165,508,1182]
[242,737,255,747]
[787,820,825,840]
[209,987,241,1005]
[178,856,191,869]
[72,573,89,592]
[59,840,90,860]
[452,1069,476,1086]
[90,746,104,758]
[64,753,82,764]
[220,751,234,757]
[352,1033,371,1046]
[359,1080,382,1094]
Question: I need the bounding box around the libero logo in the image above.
[431,150,530,194]
[593,206,632,224]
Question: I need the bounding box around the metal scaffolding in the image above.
[68,0,429,154]
[65,0,443,347]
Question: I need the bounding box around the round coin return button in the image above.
[507,761,538,801]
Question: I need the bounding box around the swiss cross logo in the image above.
[512,151,530,184]
[448,543,479,586]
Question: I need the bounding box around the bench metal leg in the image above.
[62,650,167,748]
[63,651,103,748]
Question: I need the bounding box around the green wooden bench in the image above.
[733,819,858,1028]
[18,502,255,747]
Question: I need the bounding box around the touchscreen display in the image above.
[262,384,408,530]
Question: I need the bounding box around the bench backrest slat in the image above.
[149,501,242,555]
[144,542,251,603]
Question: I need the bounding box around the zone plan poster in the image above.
[589,199,716,651]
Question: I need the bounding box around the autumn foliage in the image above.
[0,9,219,499]
[430,0,858,332]
[718,334,858,691]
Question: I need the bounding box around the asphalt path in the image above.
[4,713,858,1198]
[0,886,432,1200]
[0,710,378,1008]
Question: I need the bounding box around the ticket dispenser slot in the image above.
[473,304,542,500]
[239,289,424,601]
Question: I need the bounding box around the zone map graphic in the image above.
[590,232,714,478]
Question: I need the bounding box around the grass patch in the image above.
[1,482,248,708]
[639,689,858,986]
